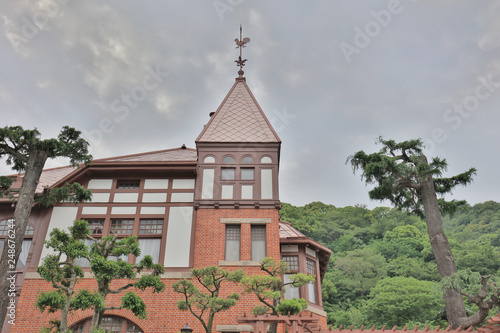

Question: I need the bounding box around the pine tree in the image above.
[347,137,493,328]
[0,126,92,331]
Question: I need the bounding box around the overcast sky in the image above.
[1,1,499,209]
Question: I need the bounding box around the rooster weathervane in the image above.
[234,25,250,76]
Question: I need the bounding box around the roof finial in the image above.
[234,25,250,77]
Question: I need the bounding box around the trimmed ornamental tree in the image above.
[35,219,166,332]
[347,137,494,328]
[172,266,244,333]
[242,257,315,333]
[36,220,91,333]
[0,126,92,331]
[85,231,165,330]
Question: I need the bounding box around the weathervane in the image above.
[234,25,250,76]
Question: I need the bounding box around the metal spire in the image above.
[234,25,250,77]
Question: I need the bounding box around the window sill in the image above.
[306,304,327,317]
[219,260,262,267]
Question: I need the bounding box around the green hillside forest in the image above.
[279,201,500,328]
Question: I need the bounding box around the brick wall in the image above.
[10,208,326,333]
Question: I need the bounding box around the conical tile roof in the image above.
[196,78,281,143]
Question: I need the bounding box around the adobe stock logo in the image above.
[339,0,403,64]
[6,0,71,53]
[422,65,500,155]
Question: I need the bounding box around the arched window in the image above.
[203,156,215,163]
[223,156,235,164]
[0,219,34,268]
[242,156,254,163]
[260,156,272,163]
[71,316,143,333]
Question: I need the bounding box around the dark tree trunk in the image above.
[0,150,47,333]
[419,174,468,329]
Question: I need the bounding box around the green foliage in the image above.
[121,292,147,319]
[172,266,244,333]
[71,290,104,311]
[242,257,315,315]
[36,290,66,314]
[37,182,92,207]
[36,219,165,332]
[0,125,92,172]
[280,200,500,328]
[441,269,500,311]
[347,137,476,217]
[85,231,165,329]
[36,219,91,332]
[334,248,386,297]
[276,298,308,315]
[363,277,444,328]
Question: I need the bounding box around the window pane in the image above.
[0,219,13,236]
[242,156,254,163]
[282,256,299,271]
[221,185,233,199]
[241,168,254,180]
[0,220,34,236]
[261,169,273,199]
[102,317,122,333]
[87,219,105,235]
[251,226,266,261]
[136,238,161,264]
[204,156,215,163]
[74,239,94,267]
[16,240,32,268]
[307,258,316,274]
[117,180,140,189]
[139,219,163,235]
[223,156,235,163]
[225,225,240,261]
[110,219,134,234]
[72,323,85,333]
[261,156,272,163]
[241,185,253,199]
[308,281,316,303]
[284,274,300,300]
[221,168,235,180]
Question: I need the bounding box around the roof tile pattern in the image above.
[197,80,280,143]
[5,147,197,196]
[279,221,306,239]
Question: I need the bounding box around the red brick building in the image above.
[0,72,331,333]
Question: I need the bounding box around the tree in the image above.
[441,269,499,322]
[85,231,165,330]
[0,126,92,331]
[35,220,90,333]
[347,137,488,328]
[242,257,315,333]
[172,266,244,333]
[334,248,387,297]
[35,219,165,332]
[363,277,445,328]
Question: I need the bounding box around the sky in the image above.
[1,1,499,209]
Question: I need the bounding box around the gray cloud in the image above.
[1,1,499,208]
